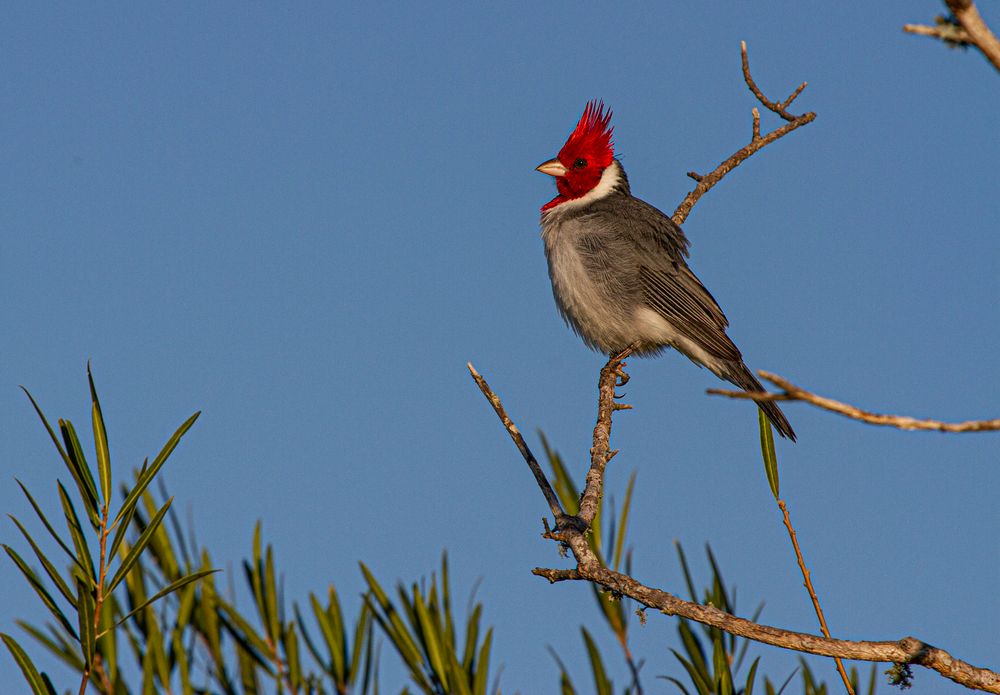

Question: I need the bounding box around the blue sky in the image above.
[2,3,998,692]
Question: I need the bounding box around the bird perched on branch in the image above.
[536,100,795,440]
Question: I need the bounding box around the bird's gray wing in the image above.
[623,197,743,362]
[638,263,743,361]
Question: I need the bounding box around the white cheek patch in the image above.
[550,162,623,213]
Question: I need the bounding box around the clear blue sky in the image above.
[2,3,997,693]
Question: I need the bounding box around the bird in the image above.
[535,100,795,441]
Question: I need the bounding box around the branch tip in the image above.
[905,1,1000,71]
[672,41,815,224]
[709,371,1000,433]
[468,362,566,518]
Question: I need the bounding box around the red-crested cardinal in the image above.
[536,101,795,440]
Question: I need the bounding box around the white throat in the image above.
[545,160,623,215]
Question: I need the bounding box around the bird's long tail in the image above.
[726,363,796,441]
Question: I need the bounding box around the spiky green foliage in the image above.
[361,553,498,695]
[2,368,209,694]
[3,372,379,694]
[15,479,382,694]
[4,372,881,695]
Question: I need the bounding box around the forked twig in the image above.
[672,41,816,225]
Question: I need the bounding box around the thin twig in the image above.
[672,41,816,225]
[80,493,113,695]
[534,567,581,583]
[903,22,972,43]
[904,0,1000,73]
[740,41,806,122]
[708,371,1000,432]
[91,655,113,695]
[264,632,296,694]
[467,362,566,520]
[778,499,854,695]
[623,648,645,695]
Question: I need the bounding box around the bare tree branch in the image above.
[535,556,1000,693]
[467,362,565,520]
[708,371,1000,432]
[469,359,1000,692]
[904,0,1000,73]
[672,42,816,225]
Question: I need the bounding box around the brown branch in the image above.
[536,561,1000,693]
[903,21,973,43]
[708,371,1000,432]
[577,348,632,527]
[672,41,816,225]
[534,567,581,583]
[471,357,1000,692]
[778,499,854,695]
[904,0,1000,73]
[740,41,807,122]
[467,362,565,520]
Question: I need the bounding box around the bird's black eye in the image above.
[573,158,587,169]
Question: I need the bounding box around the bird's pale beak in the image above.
[536,158,567,177]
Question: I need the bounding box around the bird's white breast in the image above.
[541,216,637,353]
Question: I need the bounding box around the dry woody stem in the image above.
[578,348,632,527]
[904,0,1000,73]
[672,41,816,226]
[467,363,565,520]
[709,371,1000,432]
[778,498,854,694]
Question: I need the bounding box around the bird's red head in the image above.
[538,100,615,210]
